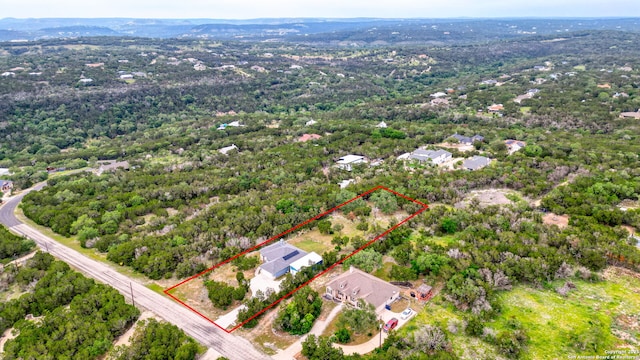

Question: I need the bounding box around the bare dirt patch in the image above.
[239,304,299,355]
[0,327,18,353]
[456,189,518,208]
[621,225,636,236]
[436,142,474,152]
[542,213,569,228]
[603,267,640,282]
[113,311,159,347]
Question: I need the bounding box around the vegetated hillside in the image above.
[2,29,640,359]
[1,17,639,42]
[0,247,200,359]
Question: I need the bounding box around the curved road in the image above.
[0,183,270,360]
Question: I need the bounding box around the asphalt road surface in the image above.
[0,184,271,360]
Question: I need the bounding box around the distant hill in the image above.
[0,17,639,43]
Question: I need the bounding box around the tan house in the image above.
[620,111,640,120]
[326,266,400,312]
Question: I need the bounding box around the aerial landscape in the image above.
[0,1,639,360]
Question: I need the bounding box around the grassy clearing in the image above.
[573,65,587,71]
[428,234,458,248]
[520,106,531,114]
[399,296,505,359]
[400,268,640,359]
[321,310,377,346]
[290,234,333,254]
[373,262,393,281]
[146,283,165,294]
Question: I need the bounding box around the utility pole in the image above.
[130,282,135,307]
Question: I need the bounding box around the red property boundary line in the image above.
[164,186,428,333]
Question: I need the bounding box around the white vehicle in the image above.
[400,308,414,320]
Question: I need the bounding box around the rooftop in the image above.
[337,155,366,164]
[327,267,400,309]
[463,156,491,170]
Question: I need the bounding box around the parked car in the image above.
[383,317,399,332]
[400,308,414,320]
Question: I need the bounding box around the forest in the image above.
[1,27,640,359]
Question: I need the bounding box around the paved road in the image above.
[0,185,271,360]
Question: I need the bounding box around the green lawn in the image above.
[291,237,332,254]
[399,268,640,359]
[520,106,531,114]
[428,234,458,248]
[573,65,586,71]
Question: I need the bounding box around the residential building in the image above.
[0,168,10,176]
[325,266,401,312]
[96,160,130,175]
[337,155,367,171]
[430,98,449,106]
[217,121,243,130]
[0,180,13,193]
[338,179,355,189]
[120,74,133,80]
[488,104,504,113]
[463,156,491,171]
[451,133,484,145]
[376,121,387,128]
[414,284,434,302]
[218,144,238,155]
[289,252,322,276]
[258,240,308,279]
[305,119,318,126]
[620,111,640,120]
[430,92,447,98]
[298,134,322,142]
[409,149,452,165]
[505,140,526,154]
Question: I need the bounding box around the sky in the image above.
[1,0,639,19]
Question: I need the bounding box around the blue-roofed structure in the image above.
[258,240,308,279]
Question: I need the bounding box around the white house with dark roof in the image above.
[258,240,308,279]
[337,155,367,171]
[218,144,238,155]
[289,252,322,276]
[409,149,452,165]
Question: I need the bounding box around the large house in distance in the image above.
[462,156,491,171]
[326,266,401,313]
[336,155,367,171]
[409,149,452,165]
[505,139,526,154]
[258,240,310,280]
[450,133,484,145]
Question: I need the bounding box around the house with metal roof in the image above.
[258,240,308,279]
[462,156,491,171]
[409,149,452,165]
[336,155,367,171]
[289,252,323,276]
